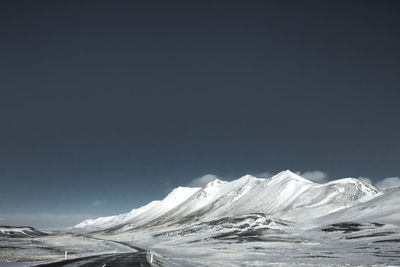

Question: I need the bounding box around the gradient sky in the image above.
[1,1,399,228]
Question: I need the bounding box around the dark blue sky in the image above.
[1,1,399,227]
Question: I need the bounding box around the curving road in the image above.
[34,235,160,267]
[36,251,151,267]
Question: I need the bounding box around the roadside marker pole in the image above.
[150,253,154,263]
[64,251,68,260]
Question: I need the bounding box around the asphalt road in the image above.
[34,235,160,267]
[36,251,151,267]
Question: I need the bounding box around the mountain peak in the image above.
[326,177,381,194]
[237,174,258,181]
[164,186,202,201]
[270,170,313,183]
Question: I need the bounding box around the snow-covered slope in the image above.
[75,170,382,232]
[276,177,380,220]
[150,171,314,226]
[0,226,47,238]
[74,201,160,230]
[75,186,200,230]
[315,186,400,226]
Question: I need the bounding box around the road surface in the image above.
[35,235,162,267]
[36,251,152,267]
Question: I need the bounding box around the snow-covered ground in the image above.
[0,232,135,265]
[90,218,400,266]
[2,170,399,266]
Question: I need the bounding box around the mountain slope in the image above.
[315,186,400,226]
[75,186,200,230]
[276,177,380,220]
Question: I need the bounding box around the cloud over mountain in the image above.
[375,177,400,189]
[187,174,220,187]
[295,170,329,183]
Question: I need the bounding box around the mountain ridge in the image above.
[74,170,381,232]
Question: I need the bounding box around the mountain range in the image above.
[75,170,396,233]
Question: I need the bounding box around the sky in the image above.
[0,0,399,228]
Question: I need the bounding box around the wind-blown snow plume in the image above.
[296,170,329,183]
[375,176,400,189]
[188,174,220,187]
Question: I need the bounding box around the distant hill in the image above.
[0,225,48,238]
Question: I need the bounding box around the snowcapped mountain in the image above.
[75,170,382,232]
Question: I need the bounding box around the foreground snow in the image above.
[92,215,400,266]
[0,233,135,264]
